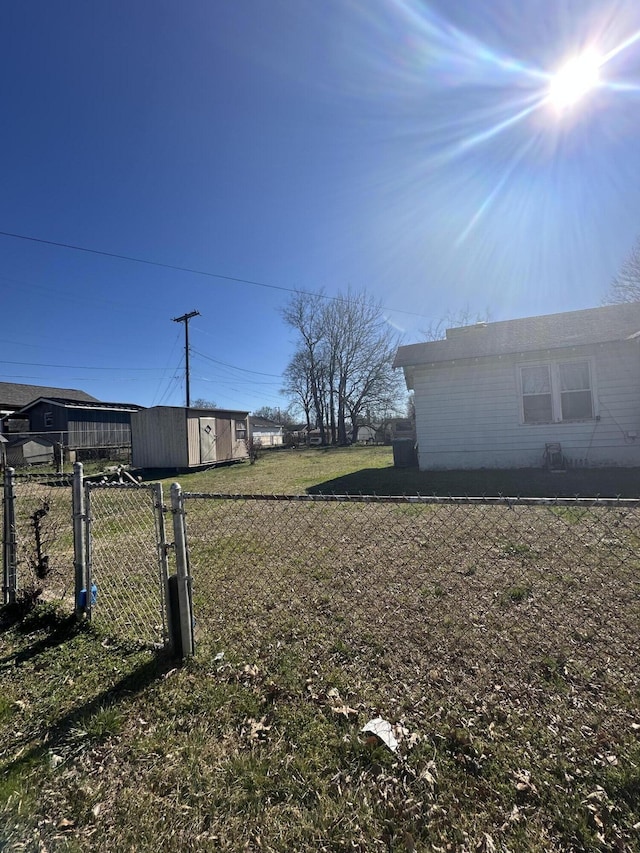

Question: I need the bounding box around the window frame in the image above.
[44,411,54,428]
[234,419,247,441]
[518,358,596,425]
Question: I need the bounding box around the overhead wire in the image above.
[0,229,435,320]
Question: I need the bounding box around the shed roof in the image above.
[393,303,640,369]
[0,382,99,410]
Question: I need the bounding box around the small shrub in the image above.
[500,585,532,604]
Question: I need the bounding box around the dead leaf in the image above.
[57,818,75,832]
[403,831,416,852]
[247,717,271,741]
[331,704,358,720]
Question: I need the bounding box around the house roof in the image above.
[393,303,640,369]
[13,397,142,414]
[249,416,284,430]
[0,382,99,410]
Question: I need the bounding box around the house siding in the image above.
[67,409,133,449]
[413,341,640,469]
[251,429,283,446]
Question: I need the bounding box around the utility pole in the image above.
[172,310,200,407]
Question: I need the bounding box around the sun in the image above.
[548,52,601,111]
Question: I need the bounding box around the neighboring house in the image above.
[3,397,141,451]
[375,418,416,445]
[249,416,284,447]
[393,303,640,470]
[0,382,98,426]
[351,425,377,444]
[131,406,249,469]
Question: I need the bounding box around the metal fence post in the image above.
[72,462,87,619]
[152,482,172,652]
[3,467,17,605]
[171,482,194,658]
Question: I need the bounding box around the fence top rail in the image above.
[180,491,640,508]
[86,481,155,491]
[12,471,73,485]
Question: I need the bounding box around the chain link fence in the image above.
[181,492,640,711]
[4,471,75,611]
[85,482,169,646]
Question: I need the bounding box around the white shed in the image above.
[131,406,249,470]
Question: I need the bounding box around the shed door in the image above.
[216,418,233,462]
[199,418,217,463]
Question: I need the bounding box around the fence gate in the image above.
[84,481,170,647]
[3,468,75,610]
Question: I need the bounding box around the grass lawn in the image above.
[150,444,640,498]
[2,447,640,851]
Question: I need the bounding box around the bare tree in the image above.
[282,289,403,444]
[252,406,296,428]
[420,306,491,341]
[282,349,315,432]
[191,397,217,408]
[603,236,640,304]
[282,293,329,444]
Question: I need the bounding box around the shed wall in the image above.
[412,341,640,469]
[131,408,187,468]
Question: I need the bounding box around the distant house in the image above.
[0,382,98,424]
[131,406,249,469]
[249,416,284,447]
[351,425,377,444]
[393,303,640,470]
[375,418,415,445]
[3,397,141,454]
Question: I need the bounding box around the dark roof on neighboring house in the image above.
[394,303,640,369]
[249,416,284,429]
[0,382,99,411]
[15,397,142,414]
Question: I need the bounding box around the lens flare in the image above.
[548,52,601,111]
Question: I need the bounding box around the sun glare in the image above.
[548,52,601,111]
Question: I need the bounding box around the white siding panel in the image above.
[413,342,640,469]
[187,414,201,466]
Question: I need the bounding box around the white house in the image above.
[393,303,640,470]
[249,416,285,447]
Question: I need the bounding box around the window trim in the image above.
[44,411,54,428]
[235,419,247,441]
[518,358,597,425]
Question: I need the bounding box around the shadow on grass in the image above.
[0,605,80,668]
[1,604,175,788]
[307,466,640,498]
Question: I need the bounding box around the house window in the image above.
[559,361,593,420]
[520,360,594,424]
[44,411,54,427]
[521,365,552,424]
[235,420,247,440]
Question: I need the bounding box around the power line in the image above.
[190,347,282,378]
[0,359,167,372]
[0,228,434,319]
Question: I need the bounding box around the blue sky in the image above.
[2,0,640,413]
